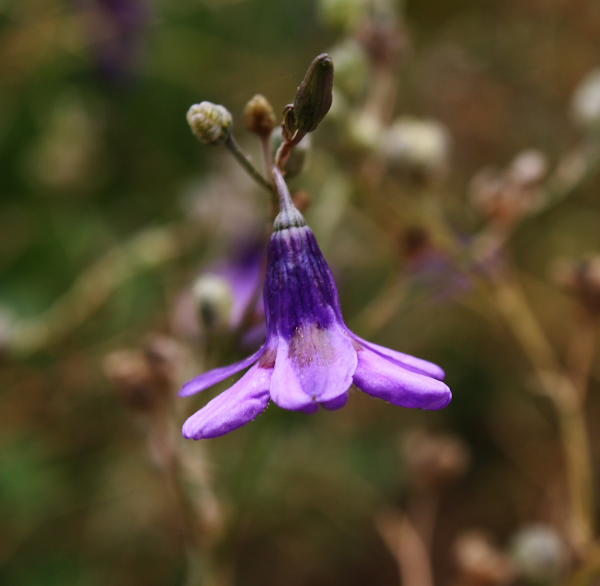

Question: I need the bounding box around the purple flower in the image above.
[171,236,265,342]
[180,168,451,439]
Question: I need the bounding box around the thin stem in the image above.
[258,134,278,212]
[225,134,274,194]
[492,273,595,554]
[566,311,598,403]
[6,222,202,358]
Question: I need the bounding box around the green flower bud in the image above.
[186,101,232,145]
[292,53,334,135]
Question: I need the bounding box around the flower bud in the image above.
[507,149,549,189]
[381,117,451,178]
[510,525,569,585]
[271,128,311,177]
[292,53,334,135]
[347,111,383,150]
[192,274,234,332]
[186,101,232,145]
[571,68,600,132]
[243,94,276,138]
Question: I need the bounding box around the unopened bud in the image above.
[243,94,276,138]
[507,149,549,188]
[571,68,600,132]
[292,54,334,135]
[381,117,451,178]
[186,101,232,145]
[510,525,569,585]
[192,274,234,331]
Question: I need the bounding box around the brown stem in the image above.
[493,274,595,554]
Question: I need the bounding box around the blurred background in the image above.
[2,0,600,585]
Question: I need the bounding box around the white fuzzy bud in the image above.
[187,102,232,145]
[571,68,600,132]
[381,117,451,176]
[192,275,234,331]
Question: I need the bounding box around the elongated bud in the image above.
[187,101,232,145]
[293,53,334,134]
[243,94,276,138]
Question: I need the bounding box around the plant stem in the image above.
[225,134,274,194]
[493,274,595,554]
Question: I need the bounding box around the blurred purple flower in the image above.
[85,0,149,83]
[180,169,451,439]
[171,236,265,341]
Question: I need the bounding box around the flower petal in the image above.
[348,332,445,380]
[182,363,272,439]
[321,392,348,410]
[179,345,266,397]
[270,324,357,410]
[352,346,451,410]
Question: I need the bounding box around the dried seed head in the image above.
[470,154,546,227]
[506,149,549,188]
[403,429,470,491]
[551,255,600,314]
[571,68,600,132]
[186,101,232,145]
[243,94,276,138]
[510,525,569,585]
[454,531,517,586]
[381,117,451,179]
[103,335,184,413]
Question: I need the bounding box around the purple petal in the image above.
[348,332,445,380]
[179,345,266,397]
[321,392,348,410]
[352,346,451,410]
[269,324,357,410]
[182,363,272,439]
